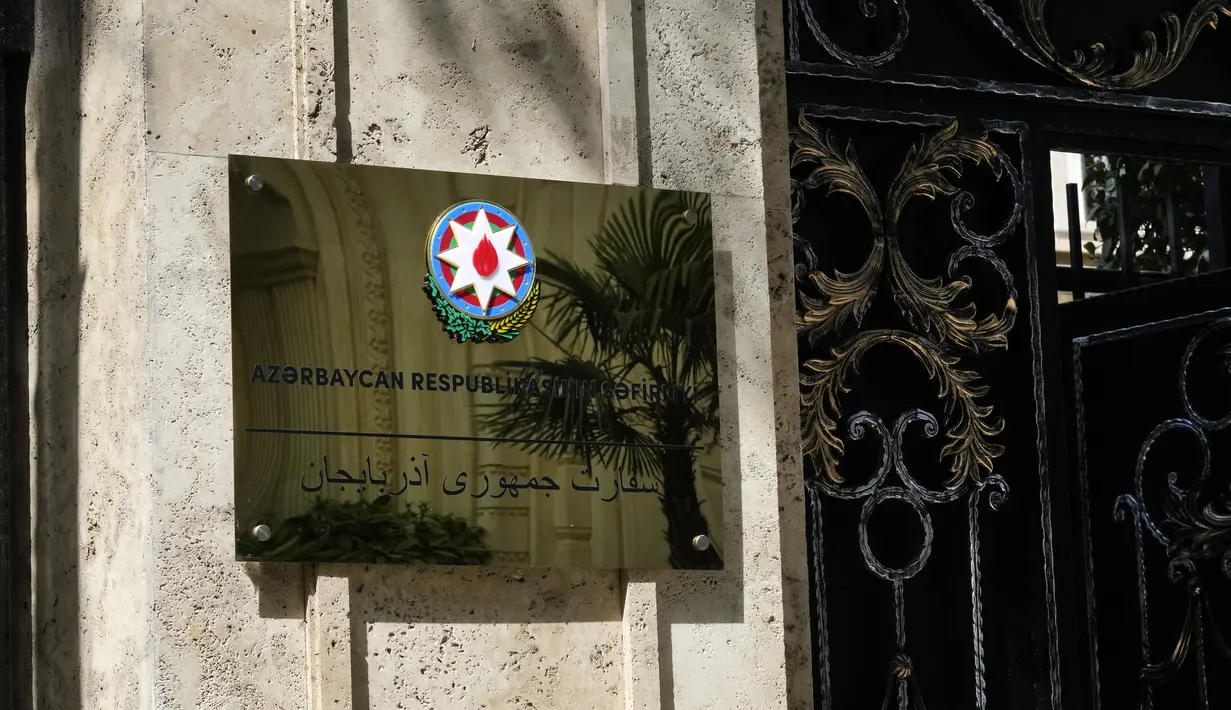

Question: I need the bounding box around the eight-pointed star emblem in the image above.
[434,208,530,313]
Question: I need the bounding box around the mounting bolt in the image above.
[691,534,710,552]
[681,209,696,225]
[245,174,265,192]
[252,524,272,542]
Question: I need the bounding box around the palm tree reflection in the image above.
[479,191,722,569]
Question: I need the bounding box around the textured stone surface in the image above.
[597,0,641,186]
[620,580,662,710]
[28,0,151,706]
[653,192,796,710]
[145,0,294,156]
[753,3,815,705]
[147,153,308,709]
[350,566,624,709]
[643,1,766,198]
[293,0,337,161]
[308,571,354,709]
[26,0,809,707]
[639,0,810,707]
[347,0,604,180]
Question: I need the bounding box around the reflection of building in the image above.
[229,160,723,570]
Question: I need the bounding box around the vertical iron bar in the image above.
[808,484,833,710]
[1196,598,1209,710]
[969,492,988,710]
[1065,183,1085,300]
[0,57,9,710]
[1117,189,1135,288]
[1204,166,1229,271]
[1165,192,1182,276]
[894,579,907,710]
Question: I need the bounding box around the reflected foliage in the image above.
[238,497,493,565]
[478,191,722,569]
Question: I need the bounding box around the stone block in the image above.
[145,0,294,156]
[346,0,603,180]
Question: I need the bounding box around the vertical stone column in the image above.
[306,570,353,709]
[638,0,812,707]
[621,580,662,710]
[28,0,154,705]
[291,5,356,706]
[596,2,672,708]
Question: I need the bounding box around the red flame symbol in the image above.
[472,234,499,277]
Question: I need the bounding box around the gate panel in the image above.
[1060,272,1231,710]
[791,109,1060,709]
[785,1,1231,708]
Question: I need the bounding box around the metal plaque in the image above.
[229,156,722,569]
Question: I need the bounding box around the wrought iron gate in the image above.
[784,2,1231,708]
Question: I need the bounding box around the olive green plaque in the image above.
[229,156,723,569]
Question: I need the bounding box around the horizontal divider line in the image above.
[243,427,702,451]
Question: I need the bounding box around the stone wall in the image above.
[25,0,809,707]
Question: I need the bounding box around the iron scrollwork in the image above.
[792,0,1229,92]
[790,0,911,69]
[800,330,1005,492]
[1018,0,1231,91]
[792,115,1019,357]
[1112,317,1231,708]
[793,114,1022,709]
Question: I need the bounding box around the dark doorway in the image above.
[0,1,31,707]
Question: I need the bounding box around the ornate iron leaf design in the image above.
[792,114,1019,354]
[884,121,1000,224]
[800,328,1005,488]
[791,0,1229,94]
[1133,592,1231,708]
[1163,481,1231,577]
[1019,0,1231,90]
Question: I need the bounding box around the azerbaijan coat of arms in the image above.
[423,200,540,343]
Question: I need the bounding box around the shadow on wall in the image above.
[380,0,600,167]
[29,0,84,706]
